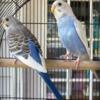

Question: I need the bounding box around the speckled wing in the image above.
[7,24,42,59]
[7,22,63,99]
[18,24,42,55]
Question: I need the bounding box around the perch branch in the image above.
[0,58,100,70]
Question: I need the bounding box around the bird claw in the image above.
[14,59,18,64]
[59,54,68,60]
[74,57,80,70]
[59,52,72,60]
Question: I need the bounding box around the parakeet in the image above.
[0,16,63,100]
[51,0,98,78]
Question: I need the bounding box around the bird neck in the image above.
[57,15,74,28]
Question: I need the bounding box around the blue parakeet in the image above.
[0,16,63,100]
[51,0,98,78]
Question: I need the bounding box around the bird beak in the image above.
[51,4,56,14]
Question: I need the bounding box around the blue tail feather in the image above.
[39,72,63,100]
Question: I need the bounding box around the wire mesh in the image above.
[0,0,100,100]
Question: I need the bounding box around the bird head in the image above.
[51,0,75,20]
[0,16,20,30]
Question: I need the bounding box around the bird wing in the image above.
[74,19,90,58]
[18,24,42,55]
[7,26,46,73]
[7,28,63,99]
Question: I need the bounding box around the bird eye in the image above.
[5,18,9,21]
[58,2,62,6]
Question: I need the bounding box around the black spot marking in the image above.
[58,2,62,6]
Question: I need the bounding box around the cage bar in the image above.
[0,0,100,100]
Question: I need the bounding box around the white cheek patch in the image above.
[54,9,64,20]
[58,9,61,12]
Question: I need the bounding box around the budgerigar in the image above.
[0,16,63,100]
[51,0,98,78]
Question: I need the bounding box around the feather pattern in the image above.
[1,16,63,99]
[7,24,42,59]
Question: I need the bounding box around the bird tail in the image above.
[38,55,63,100]
[39,72,63,100]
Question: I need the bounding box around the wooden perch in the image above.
[0,58,100,70]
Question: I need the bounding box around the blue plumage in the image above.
[57,16,88,57]
[29,40,63,100]
[51,0,98,80]
[0,16,63,100]
[39,72,63,100]
[28,40,42,65]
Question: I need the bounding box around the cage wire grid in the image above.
[0,0,100,100]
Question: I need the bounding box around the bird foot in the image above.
[74,57,80,70]
[59,53,68,59]
[14,59,18,64]
[59,51,72,60]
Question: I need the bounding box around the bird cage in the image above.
[0,0,100,100]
